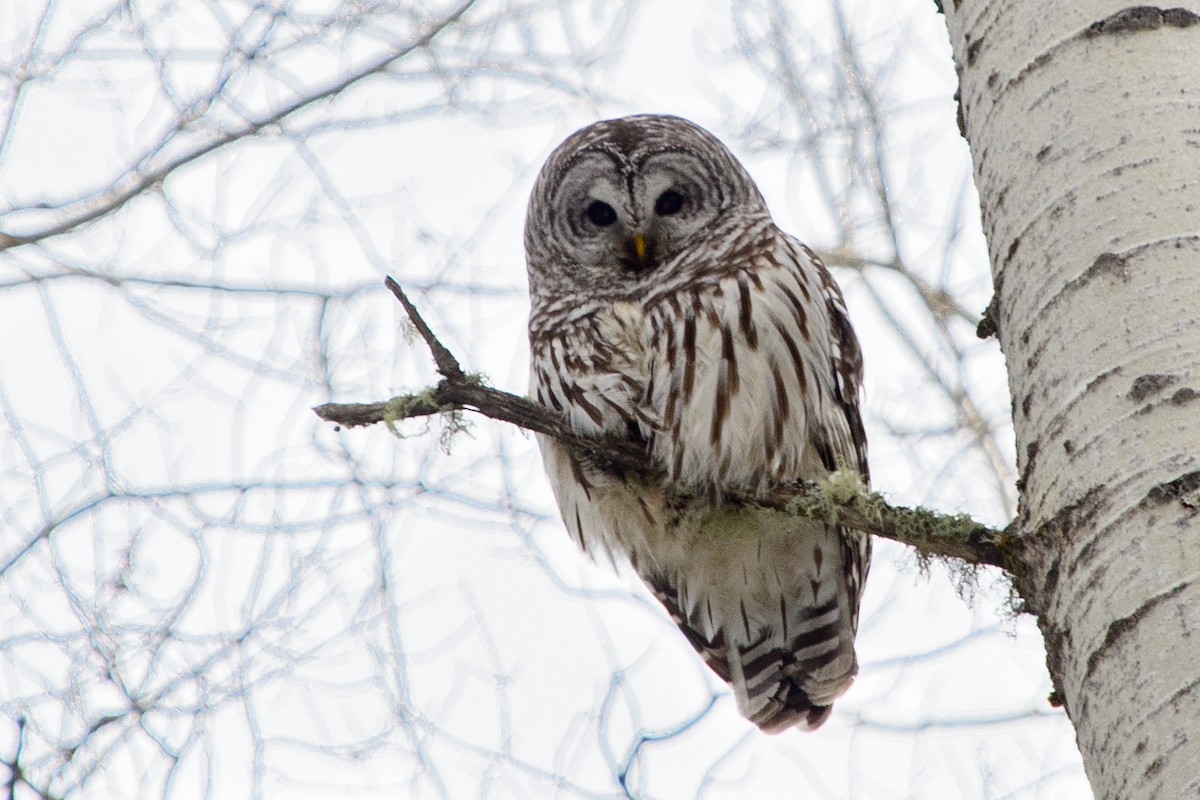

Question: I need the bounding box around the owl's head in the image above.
[525,114,769,297]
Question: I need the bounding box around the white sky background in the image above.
[0,0,1092,797]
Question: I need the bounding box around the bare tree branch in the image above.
[0,0,479,252]
[314,278,1016,571]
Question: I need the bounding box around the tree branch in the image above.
[0,0,480,252]
[314,278,1018,571]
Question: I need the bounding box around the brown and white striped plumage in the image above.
[525,115,869,732]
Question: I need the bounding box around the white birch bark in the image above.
[942,2,1200,797]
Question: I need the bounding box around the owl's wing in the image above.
[529,301,669,567]
[640,228,870,732]
[814,247,870,481]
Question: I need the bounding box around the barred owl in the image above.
[525,114,869,732]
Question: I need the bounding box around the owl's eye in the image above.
[586,200,617,227]
[654,190,685,216]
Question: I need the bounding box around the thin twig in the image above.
[383,277,463,379]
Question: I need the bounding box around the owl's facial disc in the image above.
[618,186,689,272]
[550,148,727,279]
[579,182,700,274]
[570,175,657,273]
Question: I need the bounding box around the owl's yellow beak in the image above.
[632,231,647,262]
[623,230,653,271]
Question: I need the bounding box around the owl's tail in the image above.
[647,523,866,733]
[723,595,859,733]
[730,528,864,733]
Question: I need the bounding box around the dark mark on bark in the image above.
[1024,441,1040,485]
[954,88,966,138]
[1014,489,1101,606]
[1005,237,1021,265]
[1164,7,1200,26]
[1041,254,1130,321]
[1086,366,1123,394]
[1170,387,1199,406]
[1106,155,1160,179]
[1143,470,1200,507]
[1036,619,1071,713]
[1128,373,1178,402]
[1039,486,1106,547]
[1158,677,1200,720]
[966,36,984,67]
[1084,583,1189,688]
[1088,252,1129,282]
[1041,559,1061,606]
[1000,8,1199,97]
[1084,6,1200,37]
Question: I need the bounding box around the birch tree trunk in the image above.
[943,3,1200,797]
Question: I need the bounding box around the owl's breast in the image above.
[594,299,647,366]
[529,298,651,440]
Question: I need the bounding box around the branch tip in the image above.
[384,276,463,378]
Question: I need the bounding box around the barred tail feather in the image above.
[731,640,857,733]
[646,521,865,734]
[726,597,859,733]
